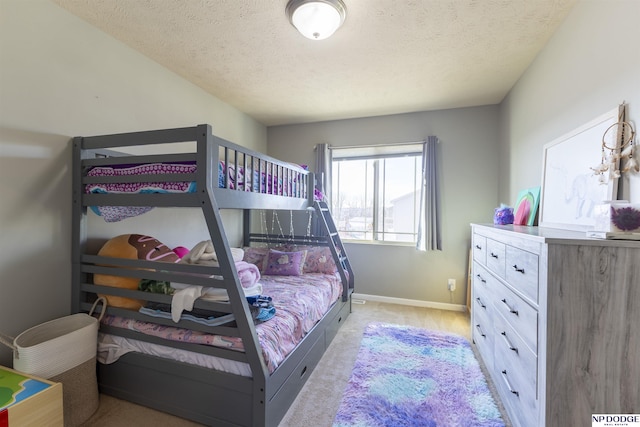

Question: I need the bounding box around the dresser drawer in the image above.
[494,349,539,427]
[472,261,494,362]
[505,246,539,304]
[493,310,537,393]
[472,262,493,297]
[492,281,538,353]
[472,276,492,318]
[486,238,506,279]
[472,295,493,360]
[472,234,487,265]
[472,266,493,330]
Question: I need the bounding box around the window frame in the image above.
[330,144,424,245]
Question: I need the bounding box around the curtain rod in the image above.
[314,138,440,151]
[323,140,430,150]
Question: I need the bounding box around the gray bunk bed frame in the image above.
[71,124,354,427]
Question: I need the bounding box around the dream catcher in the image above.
[591,115,638,183]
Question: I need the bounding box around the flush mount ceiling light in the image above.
[286,0,347,40]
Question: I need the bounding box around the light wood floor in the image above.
[84,301,494,427]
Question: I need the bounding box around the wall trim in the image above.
[352,293,468,312]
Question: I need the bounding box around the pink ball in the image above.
[173,246,189,259]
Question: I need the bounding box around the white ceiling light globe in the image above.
[287,0,346,41]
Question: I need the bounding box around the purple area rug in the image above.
[333,323,504,427]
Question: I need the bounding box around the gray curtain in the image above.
[314,143,331,204]
[416,136,442,251]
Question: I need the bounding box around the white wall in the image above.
[268,107,500,307]
[0,0,266,366]
[500,0,640,205]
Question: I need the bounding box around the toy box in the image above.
[0,366,63,427]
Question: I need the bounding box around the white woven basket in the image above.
[12,313,99,378]
[0,298,106,427]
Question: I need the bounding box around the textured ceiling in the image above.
[51,0,577,126]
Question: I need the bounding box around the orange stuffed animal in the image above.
[94,234,180,309]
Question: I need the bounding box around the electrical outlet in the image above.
[447,278,456,292]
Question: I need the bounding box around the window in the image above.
[331,144,423,243]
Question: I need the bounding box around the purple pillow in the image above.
[243,246,270,269]
[302,246,337,274]
[262,250,307,276]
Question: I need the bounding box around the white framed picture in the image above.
[539,105,624,231]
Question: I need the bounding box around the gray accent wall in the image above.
[268,107,501,307]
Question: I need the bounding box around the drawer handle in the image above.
[500,370,520,397]
[490,252,499,259]
[500,331,519,353]
[475,324,486,338]
[475,274,487,284]
[501,298,519,316]
[475,297,486,309]
[512,264,525,274]
[475,244,482,250]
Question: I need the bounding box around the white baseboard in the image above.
[352,293,468,312]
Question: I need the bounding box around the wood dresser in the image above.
[470,224,640,427]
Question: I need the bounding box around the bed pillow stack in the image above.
[243,245,338,275]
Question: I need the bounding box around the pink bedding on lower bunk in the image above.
[100,272,343,373]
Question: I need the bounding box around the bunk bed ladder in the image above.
[314,201,354,302]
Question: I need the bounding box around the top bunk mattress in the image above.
[85,160,309,222]
[75,124,316,219]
